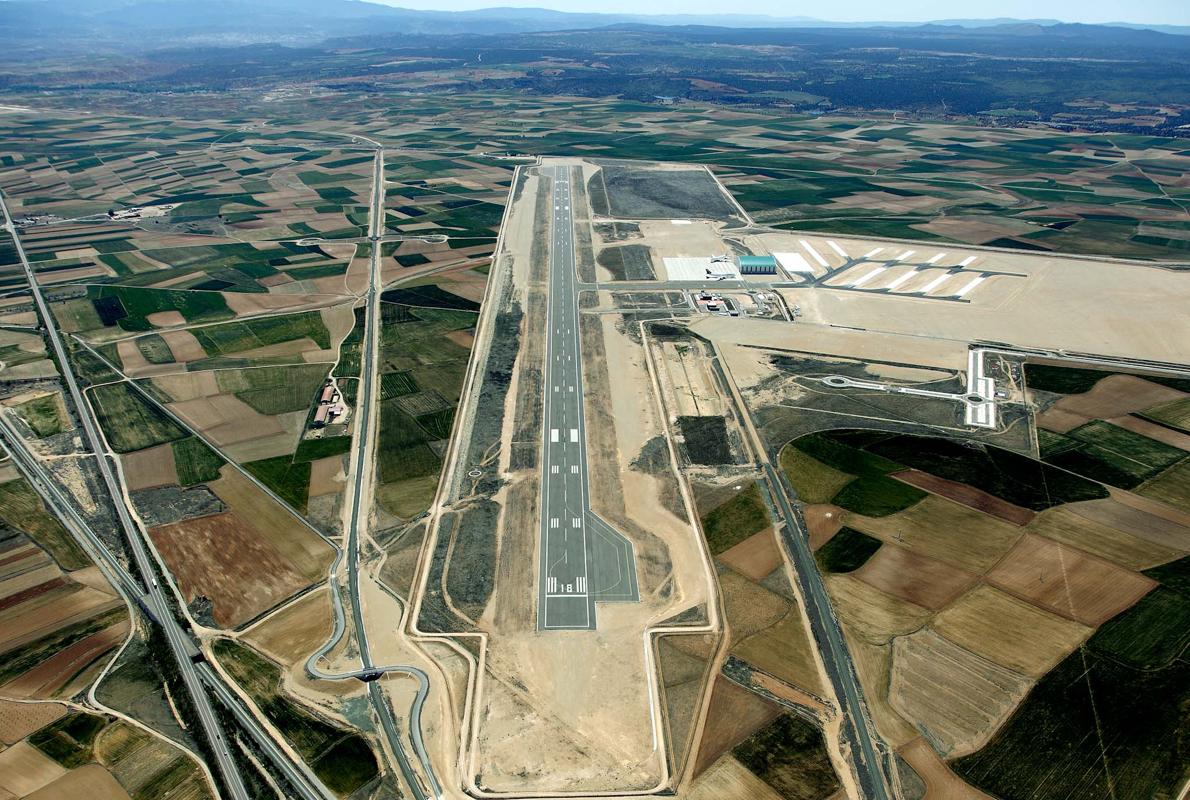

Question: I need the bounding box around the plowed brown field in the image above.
[986,534,1154,625]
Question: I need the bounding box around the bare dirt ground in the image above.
[0,700,65,745]
[718,529,782,581]
[690,675,782,775]
[150,511,309,628]
[25,763,130,800]
[845,496,1024,574]
[1027,505,1182,570]
[241,586,333,665]
[853,546,978,610]
[1036,375,1184,432]
[686,755,784,800]
[0,741,67,796]
[411,161,720,795]
[889,628,1032,758]
[770,242,1190,362]
[120,444,178,491]
[986,533,1154,626]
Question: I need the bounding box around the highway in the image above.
[340,148,439,799]
[765,464,894,800]
[706,334,894,799]
[1,189,251,800]
[0,414,336,800]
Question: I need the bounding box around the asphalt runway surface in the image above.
[537,165,639,631]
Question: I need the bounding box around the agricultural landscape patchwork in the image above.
[0,9,1188,800]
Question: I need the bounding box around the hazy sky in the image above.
[380,0,1189,25]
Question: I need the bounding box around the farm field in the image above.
[777,428,1188,796]
[374,290,479,519]
[0,707,213,800]
[0,479,128,700]
[0,77,1187,800]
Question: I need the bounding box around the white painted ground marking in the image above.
[551,465,559,474]
[550,429,559,442]
[827,240,849,258]
[927,252,946,264]
[799,239,829,268]
[894,250,916,262]
[851,267,886,288]
[550,518,560,528]
[920,273,951,293]
[571,465,579,474]
[570,428,579,443]
[959,255,978,267]
[862,247,883,259]
[773,252,814,273]
[953,275,986,297]
[572,518,581,528]
[884,271,915,290]
[671,219,692,225]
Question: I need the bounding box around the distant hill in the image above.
[0,1,1184,50]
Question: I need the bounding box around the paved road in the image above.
[1,406,338,800]
[764,465,893,800]
[1,190,251,800]
[341,149,439,799]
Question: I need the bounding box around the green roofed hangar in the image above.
[737,255,778,275]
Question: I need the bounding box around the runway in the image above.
[537,165,639,631]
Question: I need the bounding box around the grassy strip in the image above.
[14,394,65,437]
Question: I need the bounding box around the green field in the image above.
[171,437,225,487]
[375,304,475,517]
[700,482,770,555]
[1045,420,1186,489]
[216,364,329,415]
[953,556,1189,800]
[89,382,187,453]
[243,455,311,514]
[294,436,352,462]
[860,432,1107,510]
[0,478,90,569]
[212,639,378,796]
[89,285,232,331]
[1024,363,1114,394]
[29,712,108,769]
[788,432,925,517]
[135,333,176,364]
[14,394,65,437]
[192,311,331,357]
[815,527,882,573]
[1139,397,1190,434]
[779,446,854,504]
